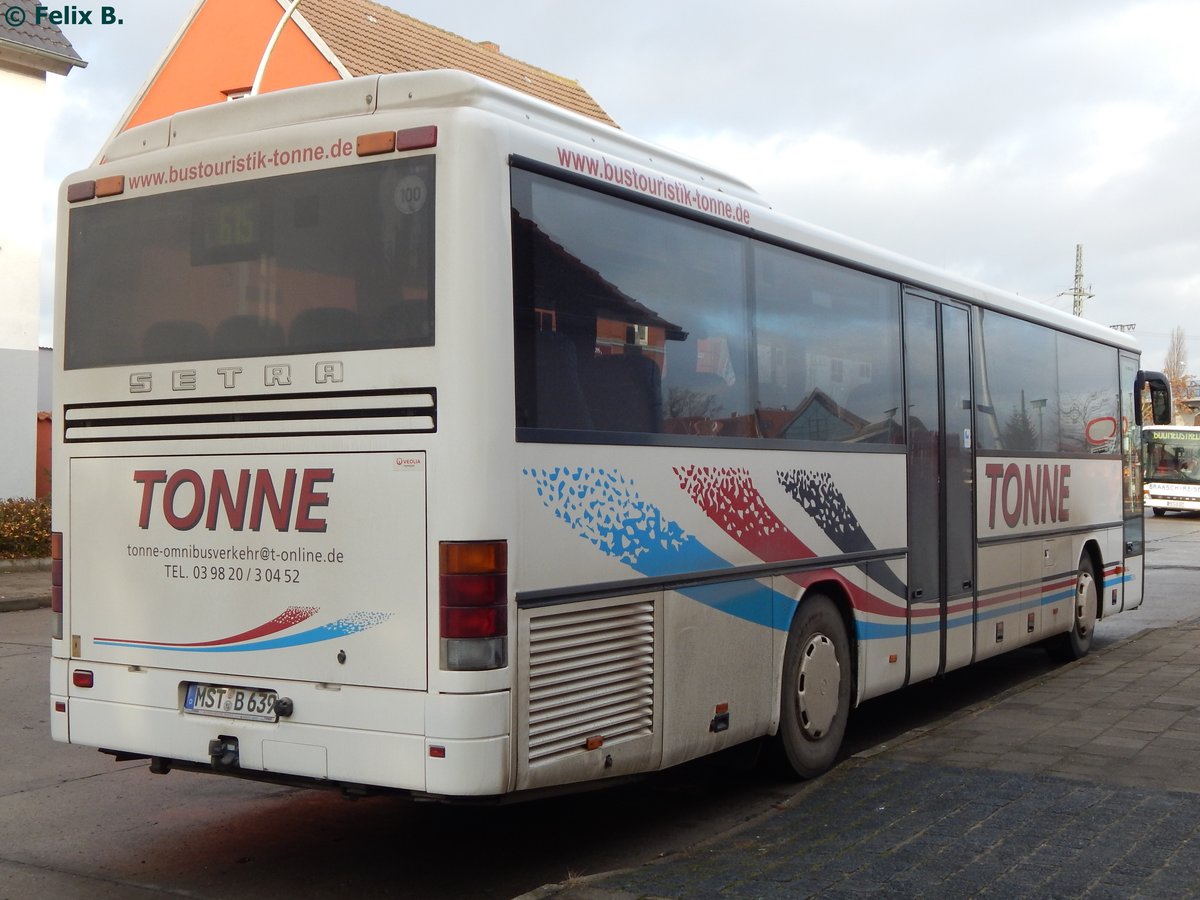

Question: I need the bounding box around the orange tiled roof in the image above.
[297,0,617,127]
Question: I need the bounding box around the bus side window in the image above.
[582,351,662,433]
[533,330,593,430]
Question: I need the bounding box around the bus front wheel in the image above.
[1047,556,1098,662]
[775,594,851,779]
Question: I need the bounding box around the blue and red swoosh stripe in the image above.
[95,606,391,652]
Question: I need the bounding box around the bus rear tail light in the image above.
[51,532,63,640]
[439,541,507,671]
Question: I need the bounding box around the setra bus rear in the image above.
[48,73,523,797]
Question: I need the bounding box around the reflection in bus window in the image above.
[512,168,904,444]
[974,309,1119,454]
[64,158,435,368]
[512,170,748,437]
[753,243,902,444]
[1057,332,1119,454]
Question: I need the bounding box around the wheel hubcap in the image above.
[796,633,840,739]
[1075,570,1096,639]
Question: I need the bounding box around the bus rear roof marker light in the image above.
[356,131,397,156]
[95,175,125,197]
[67,181,96,202]
[395,125,437,152]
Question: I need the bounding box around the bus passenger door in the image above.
[904,292,976,683]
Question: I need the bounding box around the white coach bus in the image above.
[50,70,1171,798]
[1143,425,1200,515]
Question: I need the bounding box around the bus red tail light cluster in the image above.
[51,532,64,640]
[439,541,507,671]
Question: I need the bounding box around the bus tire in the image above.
[775,593,851,780]
[1152,508,1167,517]
[1047,555,1098,662]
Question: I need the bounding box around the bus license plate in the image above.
[184,683,277,722]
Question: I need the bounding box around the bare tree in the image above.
[1164,326,1190,422]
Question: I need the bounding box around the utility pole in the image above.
[1070,243,1093,317]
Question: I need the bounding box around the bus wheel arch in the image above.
[774,584,855,779]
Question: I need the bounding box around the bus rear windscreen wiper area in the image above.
[63,157,435,369]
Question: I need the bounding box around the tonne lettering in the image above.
[133,468,334,533]
[984,463,1071,529]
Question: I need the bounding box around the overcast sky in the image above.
[41,0,1200,370]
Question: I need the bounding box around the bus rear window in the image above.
[64,157,435,369]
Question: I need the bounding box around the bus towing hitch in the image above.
[208,737,240,770]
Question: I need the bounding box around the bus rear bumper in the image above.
[51,661,515,796]
[64,694,429,791]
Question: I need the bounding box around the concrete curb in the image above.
[0,596,50,613]
[0,557,52,613]
[0,557,51,571]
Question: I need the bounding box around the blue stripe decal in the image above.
[527,466,801,631]
[857,621,908,640]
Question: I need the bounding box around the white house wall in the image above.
[0,64,49,498]
[0,349,36,497]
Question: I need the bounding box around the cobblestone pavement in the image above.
[529,625,1200,899]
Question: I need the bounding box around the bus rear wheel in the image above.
[1047,556,1098,662]
[775,594,851,779]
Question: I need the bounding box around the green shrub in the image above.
[0,498,52,559]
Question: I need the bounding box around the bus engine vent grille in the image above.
[63,389,436,442]
[526,600,654,765]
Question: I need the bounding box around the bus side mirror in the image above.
[1135,370,1171,426]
